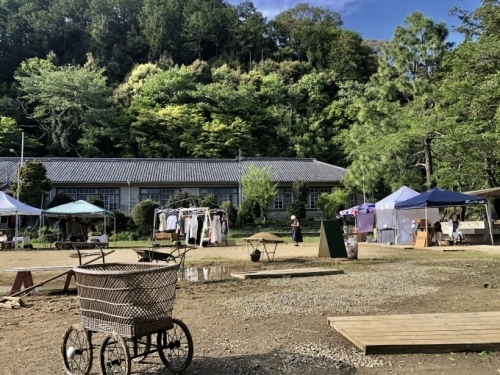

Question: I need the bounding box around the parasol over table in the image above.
[339,203,376,217]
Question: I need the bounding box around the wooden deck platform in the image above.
[328,311,500,354]
[231,267,343,279]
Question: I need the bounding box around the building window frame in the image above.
[307,187,332,209]
[200,187,238,206]
[273,188,292,210]
[139,188,179,206]
[56,188,120,211]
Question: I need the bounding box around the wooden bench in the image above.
[5,266,76,295]
[55,241,99,250]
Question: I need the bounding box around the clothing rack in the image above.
[153,207,229,248]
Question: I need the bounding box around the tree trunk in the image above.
[424,136,433,190]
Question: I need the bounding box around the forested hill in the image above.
[0,0,498,195]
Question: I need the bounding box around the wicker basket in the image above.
[73,263,179,338]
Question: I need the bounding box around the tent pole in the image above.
[425,207,428,247]
[486,200,494,245]
[394,209,397,245]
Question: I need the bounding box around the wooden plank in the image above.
[231,267,344,279]
[330,319,500,329]
[329,311,500,354]
[364,343,500,355]
[6,266,74,272]
[328,311,500,322]
[335,327,500,334]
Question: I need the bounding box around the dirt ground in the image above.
[2,242,500,374]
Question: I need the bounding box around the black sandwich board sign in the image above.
[318,220,347,258]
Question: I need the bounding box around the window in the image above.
[273,188,292,210]
[139,188,178,206]
[308,187,332,209]
[200,187,238,206]
[57,188,78,201]
[56,188,120,211]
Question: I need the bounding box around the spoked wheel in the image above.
[157,318,194,373]
[99,332,131,375]
[127,335,151,362]
[61,324,93,375]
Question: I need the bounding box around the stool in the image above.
[13,236,30,249]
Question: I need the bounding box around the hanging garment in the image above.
[211,215,222,243]
[201,213,210,242]
[158,213,167,232]
[177,212,184,235]
[166,215,177,231]
[221,217,228,240]
[188,214,198,244]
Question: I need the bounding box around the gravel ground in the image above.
[217,263,458,318]
[3,245,500,374]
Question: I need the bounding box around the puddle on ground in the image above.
[179,266,231,282]
[0,286,11,293]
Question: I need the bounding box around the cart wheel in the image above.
[61,324,93,375]
[157,318,194,373]
[127,335,151,362]
[99,332,131,375]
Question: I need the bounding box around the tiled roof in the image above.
[0,157,346,184]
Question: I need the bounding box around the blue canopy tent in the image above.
[394,188,492,244]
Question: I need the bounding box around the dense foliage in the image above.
[287,181,309,220]
[0,0,498,197]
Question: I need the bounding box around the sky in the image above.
[227,0,482,45]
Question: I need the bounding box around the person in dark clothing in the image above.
[57,216,67,242]
[434,221,442,246]
[290,215,303,246]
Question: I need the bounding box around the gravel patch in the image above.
[279,342,384,372]
[218,263,458,318]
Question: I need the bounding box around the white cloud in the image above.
[237,0,376,19]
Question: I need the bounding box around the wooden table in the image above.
[6,266,75,295]
[243,237,285,262]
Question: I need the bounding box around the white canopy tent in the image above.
[0,191,42,238]
[375,186,439,244]
[0,191,42,216]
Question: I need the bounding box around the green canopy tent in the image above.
[42,200,116,246]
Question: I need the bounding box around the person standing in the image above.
[290,215,303,246]
[448,213,464,245]
[57,216,67,242]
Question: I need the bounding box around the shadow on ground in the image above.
[131,349,358,375]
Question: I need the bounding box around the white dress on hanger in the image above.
[211,215,222,243]
[158,213,167,232]
[189,214,198,244]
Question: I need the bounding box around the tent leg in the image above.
[425,207,428,247]
[486,201,494,245]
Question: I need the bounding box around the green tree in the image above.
[270,3,342,62]
[193,116,252,158]
[131,199,159,236]
[221,200,237,226]
[13,160,51,207]
[339,12,451,192]
[241,165,277,222]
[0,117,42,156]
[131,105,202,158]
[140,0,183,61]
[435,0,500,191]
[286,181,308,220]
[316,188,349,219]
[15,58,112,156]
